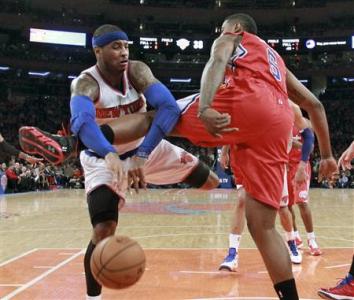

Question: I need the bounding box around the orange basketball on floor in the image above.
[90,235,146,289]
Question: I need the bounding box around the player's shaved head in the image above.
[224,14,257,34]
[93,24,124,37]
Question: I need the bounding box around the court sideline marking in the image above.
[3,249,84,299]
[186,297,318,300]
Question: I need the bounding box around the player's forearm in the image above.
[138,84,180,158]
[300,128,314,162]
[302,102,332,158]
[199,57,227,112]
[287,71,333,158]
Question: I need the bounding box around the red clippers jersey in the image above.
[221,31,287,98]
[289,126,302,164]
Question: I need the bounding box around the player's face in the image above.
[98,40,129,72]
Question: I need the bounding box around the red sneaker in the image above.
[308,238,322,256]
[318,275,354,299]
[19,126,77,165]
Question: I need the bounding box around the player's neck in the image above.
[96,63,124,89]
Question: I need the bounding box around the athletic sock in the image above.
[294,231,300,239]
[285,231,295,241]
[307,232,315,240]
[229,233,242,250]
[274,278,299,300]
[84,241,102,297]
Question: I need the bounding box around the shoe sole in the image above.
[318,290,354,299]
[219,266,237,272]
[291,260,302,264]
[19,127,64,165]
[310,249,322,256]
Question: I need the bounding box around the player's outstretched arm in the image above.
[286,69,337,182]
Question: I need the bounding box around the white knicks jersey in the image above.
[82,65,147,155]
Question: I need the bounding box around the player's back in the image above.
[224,31,287,98]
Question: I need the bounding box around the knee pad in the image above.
[183,160,210,188]
[87,185,120,226]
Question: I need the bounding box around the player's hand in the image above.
[19,152,43,164]
[295,161,307,184]
[198,108,238,138]
[338,141,354,170]
[105,152,125,189]
[292,139,302,149]
[318,156,338,186]
[220,146,230,169]
[127,156,147,193]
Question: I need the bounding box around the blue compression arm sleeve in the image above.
[70,95,116,157]
[300,127,314,162]
[137,83,181,157]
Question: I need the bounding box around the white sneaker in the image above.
[219,248,238,272]
[287,240,302,264]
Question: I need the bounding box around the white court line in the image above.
[3,249,84,299]
[33,266,55,269]
[179,271,227,274]
[0,284,22,287]
[325,263,351,269]
[258,269,302,274]
[0,249,38,267]
[186,297,318,300]
[58,252,80,255]
[35,248,81,250]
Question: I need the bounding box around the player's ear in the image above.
[93,47,101,57]
[234,23,242,34]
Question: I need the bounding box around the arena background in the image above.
[0,1,353,300]
[0,0,353,191]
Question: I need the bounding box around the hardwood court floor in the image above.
[0,188,353,299]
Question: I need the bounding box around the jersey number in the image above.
[267,48,281,82]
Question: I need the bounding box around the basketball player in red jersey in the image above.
[19,14,337,299]
[173,14,337,299]
[286,108,322,256]
[218,102,315,271]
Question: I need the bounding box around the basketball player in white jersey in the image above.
[21,24,219,300]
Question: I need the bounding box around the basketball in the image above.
[90,235,146,289]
